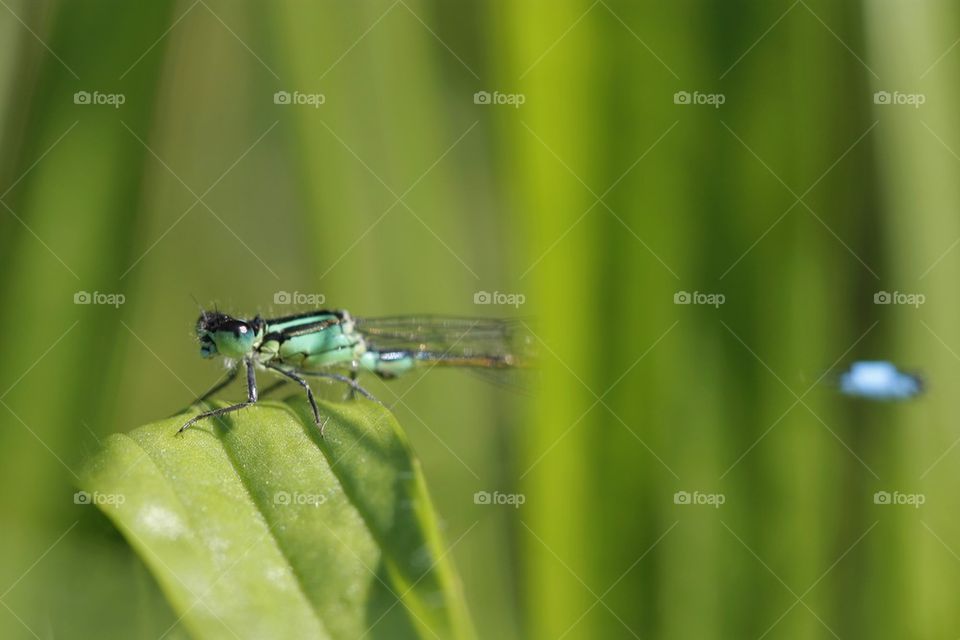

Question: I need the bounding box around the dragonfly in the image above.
[179,308,533,435]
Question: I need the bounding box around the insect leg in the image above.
[301,370,381,405]
[177,359,258,435]
[266,364,323,430]
[195,366,240,404]
[259,379,289,397]
[347,369,358,401]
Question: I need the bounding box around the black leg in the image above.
[300,370,381,404]
[177,360,258,435]
[259,379,288,397]
[195,366,240,404]
[266,364,323,431]
[347,369,358,401]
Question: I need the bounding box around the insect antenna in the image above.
[189,294,209,322]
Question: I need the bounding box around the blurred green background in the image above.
[2,0,960,638]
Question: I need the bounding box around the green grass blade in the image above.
[78,398,475,640]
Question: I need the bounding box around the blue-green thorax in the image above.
[257,310,368,369]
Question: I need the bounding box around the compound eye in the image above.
[222,320,250,337]
[212,320,257,358]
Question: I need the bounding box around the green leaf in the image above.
[78,397,475,640]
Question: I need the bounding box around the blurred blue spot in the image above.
[839,361,923,400]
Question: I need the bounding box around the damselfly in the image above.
[179,309,533,434]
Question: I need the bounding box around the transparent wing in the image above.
[354,315,537,368]
[458,366,540,396]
